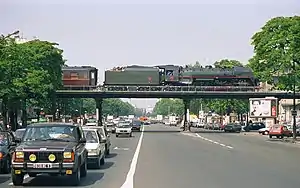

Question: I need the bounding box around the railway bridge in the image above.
[55,85,299,131]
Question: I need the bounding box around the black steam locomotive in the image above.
[103,65,260,91]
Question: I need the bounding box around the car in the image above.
[83,126,111,155]
[82,128,106,168]
[14,128,26,140]
[258,127,269,135]
[131,120,142,132]
[269,124,292,139]
[0,131,16,174]
[116,121,132,137]
[224,123,242,133]
[11,123,88,186]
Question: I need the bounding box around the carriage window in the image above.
[70,72,78,80]
[91,72,95,79]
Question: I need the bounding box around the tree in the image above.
[188,60,249,115]
[0,33,65,129]
[102,99,135,117]
[214,59,243,68]
[248,16,300,90]
[152,99,184,116]
[61,98,135,117]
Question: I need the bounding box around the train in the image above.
[103,65,260,91]
[62,66,98,90]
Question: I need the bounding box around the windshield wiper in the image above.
[46,138,71,142]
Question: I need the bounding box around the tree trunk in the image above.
[1,99,8,128]
[21,99,27,127]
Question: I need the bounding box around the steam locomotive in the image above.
[103,65,260,91]
[62,66,98,90]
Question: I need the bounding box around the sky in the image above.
[1,0,299,108]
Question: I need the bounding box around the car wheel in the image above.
[80,159,87,177]
[2,159,10,174]
[269,135,272,138]
[106,148,110,156]
[12,172,24,186]
[116,134,119,137]
[129,133,132,137]
[100,155,105,166]
[95,154,101,169]
[70,167,81,186]
[264,131,269,135]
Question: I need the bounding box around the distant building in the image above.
[258,81,300,123]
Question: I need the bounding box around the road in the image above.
[1,124,300,187]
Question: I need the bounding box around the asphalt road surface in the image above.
[1,124,300,188]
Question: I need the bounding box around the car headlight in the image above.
[88,149,98,153]
[63,152,72,159]
[15,151,24,159]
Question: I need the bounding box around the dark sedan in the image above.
[224,123,242,133]
[0,131,16,174]
[131,120,142,131]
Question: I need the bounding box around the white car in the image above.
[83,128,106,168]
[258,127,269,135]
[116,122,132,137]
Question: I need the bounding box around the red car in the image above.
[269,125,292,139]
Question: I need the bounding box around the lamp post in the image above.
[292,60,297,140]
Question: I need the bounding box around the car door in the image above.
[96,130,105,157]
[7,133,16,158]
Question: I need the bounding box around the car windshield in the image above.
[133,121,142,126]
[83,130,98,143]
[87,119,97,123]
[118,122,131,127]
[15,129,25,139]
[0,133,8,146]
[22,125,78,142]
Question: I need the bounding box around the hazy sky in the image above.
[1,0,299,108]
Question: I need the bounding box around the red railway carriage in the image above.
[62,66,98,90]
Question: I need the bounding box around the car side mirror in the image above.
[15,138,21,143]
[79,138,86,143]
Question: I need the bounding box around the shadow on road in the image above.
[101,161,114,170]
[106,153,117,159]
[0,175,10,184]
[88,161,114,170]
[23,172,104,186]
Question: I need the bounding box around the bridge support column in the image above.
[96,98,103,126]
[183,99,191,131]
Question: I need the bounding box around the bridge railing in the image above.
[96,85,262,92]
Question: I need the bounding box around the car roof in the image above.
[27,122,79,127]
[82,126,103,130]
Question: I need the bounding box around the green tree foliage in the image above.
[103,99,135,117]
[0,33,65,129]
[152,99,184,116]
[248,16,300,90]
[61,98,135,117]
[214,59,243,68]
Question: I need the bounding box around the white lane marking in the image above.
[114,147,129,150]
[195,133,233,149]
[9,174,29,185]
[120,126,145,188]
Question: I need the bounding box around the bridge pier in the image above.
[95,98,103,126]
[183,99,191,131]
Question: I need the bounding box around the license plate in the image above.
[32,163,53,168]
